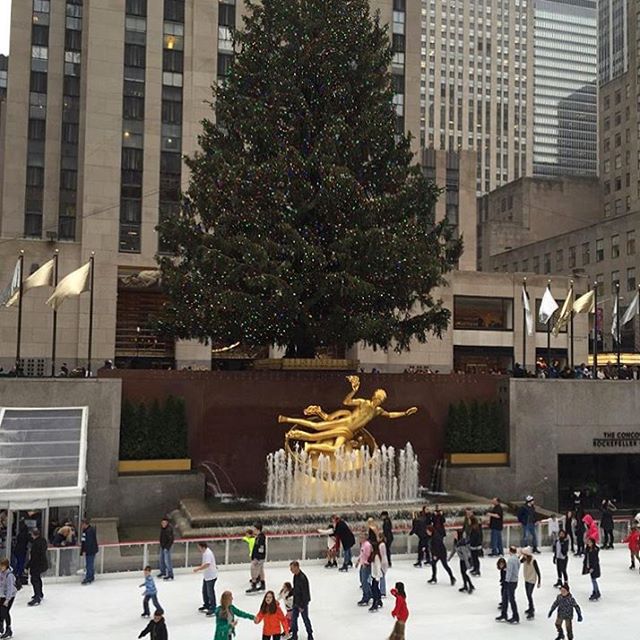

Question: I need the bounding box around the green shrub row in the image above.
[445,400,507,453]
[119,396,189,460]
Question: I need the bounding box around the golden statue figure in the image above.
[278,375,417,458]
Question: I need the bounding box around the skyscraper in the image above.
[532,0,597,177]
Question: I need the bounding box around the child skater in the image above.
[622,523,640,570]
[138,609,168,640]
[388,582,408,640]
[448,530,475,594]
[139,566,162,618]
[213,591,255,640]
[278,582,294,629]
[496,557,507,611]
[254,590,289,640]
[548,583,582,640]
[317,522,339,568]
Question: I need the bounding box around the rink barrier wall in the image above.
[38,518,634,580]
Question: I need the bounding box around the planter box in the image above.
[448,452,509,466]
[119,459,192,474]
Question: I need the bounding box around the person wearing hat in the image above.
[520,546,541,619]
[518,496,540,553]
[548,584,582,640]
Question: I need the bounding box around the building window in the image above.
[628,230,636,255]
[604,203,611,217]
[568,246,576,269]
[615,199,623,215]
[582,242,590,266]
[596,239,604,262]
[628,267,636,292]
[611,235,620,259]
[555,249,563,272]
[612,271,620,292]
[596,274,604,297]
[453,296,514,331]
[533,256,540,274]
[543,253,551,274]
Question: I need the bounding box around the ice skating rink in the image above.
[9,547,638,639]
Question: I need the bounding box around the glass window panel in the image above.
[453,296,513,331]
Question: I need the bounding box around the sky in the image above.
[0,0,11,56]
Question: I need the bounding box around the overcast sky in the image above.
[0,0,11,56]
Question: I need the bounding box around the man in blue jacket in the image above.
[80,519,99,585]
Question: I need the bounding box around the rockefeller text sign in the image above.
[593,432,640,448]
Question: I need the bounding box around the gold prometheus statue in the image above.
[278,375,417,458]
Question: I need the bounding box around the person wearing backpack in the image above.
[0,557,18,639]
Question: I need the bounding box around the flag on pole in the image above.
[6,258,55,307]
[46,261,91,310]
[538,286,559,325]
[522,286,533,336]
[0,259,22,307]
[573,289,595,314]
[552,286,574,336]
[611,295,619,341]
[622,291,639,326]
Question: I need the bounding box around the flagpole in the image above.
[15,250,24,375]
[87,253,95,377]
[547,279,552,368]
[570,280,575,370]
[616,281,621,376]
[593,281,598,379]
[522,277,527,373]
[51,250,59,377]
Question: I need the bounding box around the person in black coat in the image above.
[381,511,394,567]
[600,499,616,549]
[12,521,29,578]
[138,609,168,640]
[80,519,99,585]
[426,525,456,585]
[289,561,313,640]
[247,523,267,592]
[582,537,601,600]
[158,517,175,580]
[411,509,431,567]
[333,515,355,572]
[26,528,48,606]
[574,516,585,556]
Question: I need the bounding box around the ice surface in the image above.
[9,547,636,639]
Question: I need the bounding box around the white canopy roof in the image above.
[0,406,88,507]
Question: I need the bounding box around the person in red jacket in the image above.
[623,524,640,570]
[254,590,289,640]
[389,582,408,640]
[582,514,599,545]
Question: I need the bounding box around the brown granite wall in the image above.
[99,370,506,497]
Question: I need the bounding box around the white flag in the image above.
[0,259,22,308]
[46,261,91,310]
[612,295,619,341]
[522,286,533,336]
[622,291,640,326]
[538,286,559,325]
[552,287,574,337]
[6,258,54,307]
[573,289,595,315]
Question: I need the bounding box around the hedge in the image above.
[445,400,506,453]
[119,396,189,460]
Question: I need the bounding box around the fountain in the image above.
[264,375,420,507]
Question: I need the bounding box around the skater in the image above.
[496,546,520,623]
[278,582,294,629]
[582,514,599,545]
[377,531,390,597]
[583,537,601,601]
[410,509,429,567]
[622,523,640,569]
[547,514,560,547]
[158,516,174,581]
[0,558,17,639]
[574,513,585,556]
[487,497,504,556]
[52,524,75,577]
[388,582,408,640]
[247,523,267,593]
[242,528,256,560]
[254,590,289,639]
[289,561,313,640]
[212,591,254,640]
[356,532,373,606]
[26,528,47,606]
[317,521,339,568]
[432,505,446,538]
[80,518,99,585]
[381,511,394,566]
[519,496,540,552]
[369,541,384,611]
[496,557,507,613]
[469,517,483,576]
[548,584,582,640]
[448,530,474,594]
[333,515,356,572]
[10,521,28,582]
[138,609,168,640]
[564,510,575,554]
[600,499,616,549]
[140,566,163,618]
[426,525,455,586]
[520,547,541,619]
[553,529,570,586]
[193,541,218,615]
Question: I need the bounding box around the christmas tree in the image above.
[158,0,462,357]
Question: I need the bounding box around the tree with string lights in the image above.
[157,0,462,358]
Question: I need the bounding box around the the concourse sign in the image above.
[592,432,640,448]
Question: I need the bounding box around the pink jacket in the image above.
[582,514,599,543]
